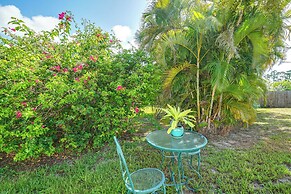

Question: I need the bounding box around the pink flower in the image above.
[84,80,87,84]
[32,107,37,111]
[58,12,66,20]
[42,125,46,128]
[109,40,113,43]
[75,77,80,82]
[55,65,61,71]
[11,28,16,32]
[63,68,68,72]
[66,16,71,21]
[21,102,27,106]
[35,79,39,83]
[73,67,78,72]
[78,64,83,70]
[53,74,57,76]
[89,55,97,62]
[135,107,140,114]
[16,111,22,118]
[116,85,123,91]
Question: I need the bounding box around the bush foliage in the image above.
[0,12,161,161]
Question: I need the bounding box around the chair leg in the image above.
[197,153,201,174]
[188,153,201,178]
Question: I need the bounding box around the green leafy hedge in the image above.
[0,12,161,161]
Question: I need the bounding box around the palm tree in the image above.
[152,1,220,124]
[137,0,185,51]
[137,0,291,132]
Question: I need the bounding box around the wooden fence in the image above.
[259,91,291,108]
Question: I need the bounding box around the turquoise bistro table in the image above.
[146,130,208,193]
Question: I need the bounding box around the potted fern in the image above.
[161,104,196,137]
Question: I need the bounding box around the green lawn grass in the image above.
[0,108,290,193]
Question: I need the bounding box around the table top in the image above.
[146,130,208,153]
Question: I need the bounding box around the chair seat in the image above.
[126,168,165,193]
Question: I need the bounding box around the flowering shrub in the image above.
[0,12,161,161]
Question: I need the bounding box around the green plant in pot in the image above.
[161,104,196,137]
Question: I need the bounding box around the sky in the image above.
[0,0,149,49]
[0,0,290,72]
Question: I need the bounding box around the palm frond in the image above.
[155,0,170,9]
[207,61,232,93]
[247,31,270,67]
[216,26,239,60]
[163,62,192,93]
[226,101,256,124]
[234,14,266,46]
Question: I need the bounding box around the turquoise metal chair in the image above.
[114,136,166,194]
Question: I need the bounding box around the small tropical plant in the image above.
[161,104,195,134]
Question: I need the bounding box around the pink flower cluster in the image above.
[134,107,139,114]
[51,65,61,72]
[131,102,139,114]
[73,64,84,72]
[89,55,98,62]
[50,65,69,76]
[59,12,65,20]
[49,64,86,75]
[16,111,22,118]
[58,12,71,21]
[116,85,124,91]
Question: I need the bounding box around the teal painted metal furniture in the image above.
[113,136,166,194]
[146,130,207,193]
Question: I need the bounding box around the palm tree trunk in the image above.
[217,93,223,119]
[208,84,217,129]
[196,33,202,123]
[196,63,200,123]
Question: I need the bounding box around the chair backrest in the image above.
[113,136,135,191]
